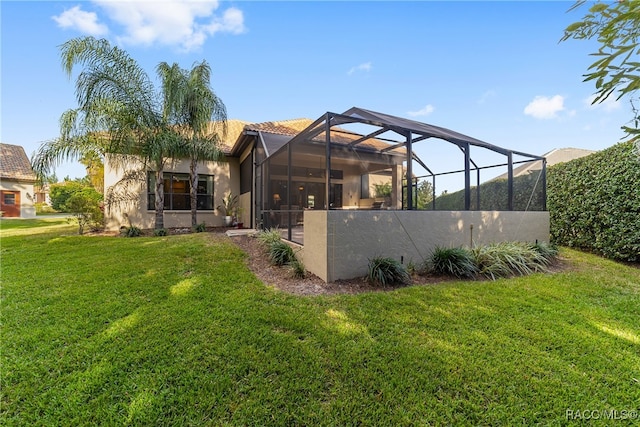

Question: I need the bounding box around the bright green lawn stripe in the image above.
[2,226,639,426]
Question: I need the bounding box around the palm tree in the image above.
[32,36,183,230]
[158,60,227,227]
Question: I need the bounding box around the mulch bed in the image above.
[228,234,457,296]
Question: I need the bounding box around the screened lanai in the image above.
[255,107,547,246]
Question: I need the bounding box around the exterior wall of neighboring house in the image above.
[302,210,550,282]
[34,185,51,205]
[0,180,36,218]
[103,156,239,230]
[1,143,37,218]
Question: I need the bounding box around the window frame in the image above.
[147,172,215,211]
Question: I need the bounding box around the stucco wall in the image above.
[304,210,550,282]
[300,210,328,281]
[104,156,238,230]
[1,180,36,218]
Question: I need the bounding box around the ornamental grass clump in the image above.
[268,240,296,266]
[533,241,559,260]
[288,256,306,279]
[256,228,282,249]
[367,256,411,287]
[472,241,553,280]
[429,246,478,279]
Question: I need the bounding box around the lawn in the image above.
[2,219,639,425]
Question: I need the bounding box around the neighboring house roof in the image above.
[0,143,37,182]
[494,147,596,180]
[542,147,596,166]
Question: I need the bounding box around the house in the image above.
[0,143,37,218]
[494,147,596,180]
[34,183,51,205]
[105,107,550,282]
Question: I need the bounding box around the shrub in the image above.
[49,181,87,211]
[472,242,552,280]
[269,240,295,266]
[154,228,168,237]
[429,247,478,278]
[367,256,411,287]
[120,225,141,237]
[193,222,206,233]
[35,203,58,215]
[64,188,103,234]
[548,141,640,262]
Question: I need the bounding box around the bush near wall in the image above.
[432,170,545,211]
[548,141,640,262]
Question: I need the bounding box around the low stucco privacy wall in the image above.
[303,210,550,282]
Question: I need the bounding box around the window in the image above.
[147,173,214,210]
[3,193,16,205]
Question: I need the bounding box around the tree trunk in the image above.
[190,157,198,227]
[154,167,164,230]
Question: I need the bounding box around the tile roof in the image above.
[245,118,314,136]
[0,143,36,182]
[201,119,251,154]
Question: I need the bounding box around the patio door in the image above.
[1,191,20,217]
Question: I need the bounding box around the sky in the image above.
[1,0,633,182]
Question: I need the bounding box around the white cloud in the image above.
[407,104,435,117]
[54,1,245,51]
[348,62,372,75]
[52,5,109,36]
[523,95,565,119]
[583,94,622,112]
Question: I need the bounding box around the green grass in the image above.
[2,220,640,425]
[0,217,74,236]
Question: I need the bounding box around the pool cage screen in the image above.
[255,107,546,244]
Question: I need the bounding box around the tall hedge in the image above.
[548,141,640,262]
[431,171,545,211]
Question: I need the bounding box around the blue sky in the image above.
[1,1,632,181]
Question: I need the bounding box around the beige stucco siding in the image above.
[104,156,238,230]
[304,210,550,282]
[1,180,36,218]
